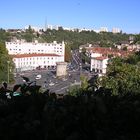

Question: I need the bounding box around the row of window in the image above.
[9,46,63,50]
[92,68,103,73]
[9,48,63,51]
[7,43,63,47]
[9,49,63,53]
[92,64,103,68]
[14,57,59,62]
[18,61,55,66]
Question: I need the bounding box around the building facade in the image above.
[84,46,132,75]
[6,40,65,56]
[56,62,67,77]
[6,40,65,72]
[112,28,121,33]
[90,56,108,74]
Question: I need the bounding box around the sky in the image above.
[0,0,140,33]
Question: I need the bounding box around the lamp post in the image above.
[7,61,10,83]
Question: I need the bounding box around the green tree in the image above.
[80,75,89,90]
[98,56,140,95]
[22,25,35,42]
[81,47,90,64]
[0,42,14,83]
[65,44,72,62]
[0,28,11,42]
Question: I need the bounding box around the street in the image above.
[13,49,92,94]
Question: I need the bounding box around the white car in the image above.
[49,82,55,86]
[36,74,42,79]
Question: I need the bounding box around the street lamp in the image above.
[7,61,10,83]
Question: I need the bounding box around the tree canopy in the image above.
[0,42,14,83]
[98,52,140,95]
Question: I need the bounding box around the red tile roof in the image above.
[86,47,133,57]
[10,53,61,58]
[93,56,108,61]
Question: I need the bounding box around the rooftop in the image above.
[10,53,61,58]
[86,47,133,57]
[93,56,108,61]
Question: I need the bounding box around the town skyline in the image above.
[0,0,140,34]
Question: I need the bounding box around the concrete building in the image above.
[12,53,63,72]
[90,56,108,74]
[100,27,108,32]
[24,25,44,32]
[112,28,121,33]
[56,62,67,77]
[6,40,65,72]
[6,40,65,57]
[83,46,132,75]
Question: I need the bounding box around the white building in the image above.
[90,52,102,58]
[90,56,108,74]
[24,25,44,32]
[112,28,121,33]
[6,41,65,56]
[100,27,108,32]
[6,40,65,71]
[11,53,63,72]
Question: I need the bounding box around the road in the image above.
[13,68,81,94]
[13,49,92,94]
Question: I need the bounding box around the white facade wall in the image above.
[13,54,63,72]
[112,28,121,33]
[6,41,65,71]
[6,41,65,58]
[90,58,108,74]
[90,52,102,58]
[100,27,108,32]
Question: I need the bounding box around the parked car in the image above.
[49,82,55,86]
[36,74,42,79]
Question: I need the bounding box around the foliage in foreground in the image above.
[0,80,140,140]
[97,52,140,95]
[0,42,14,83]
